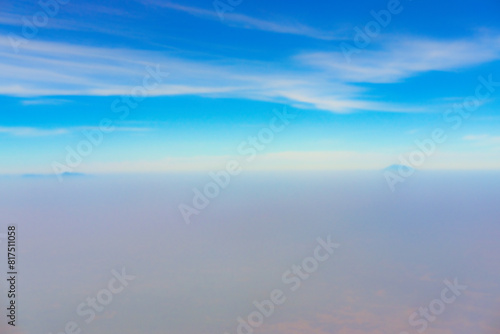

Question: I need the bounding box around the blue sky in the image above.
[1,0,500,174]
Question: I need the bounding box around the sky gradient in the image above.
[1,0,500,175]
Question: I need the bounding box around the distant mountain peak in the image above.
[383,164,415,172]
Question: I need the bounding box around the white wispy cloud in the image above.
[68,150,393,174]
[463,134,500,145]
[463,134,489,140]
[53,148,500,173]
[21,98,71,106]
[143,1,342,40]
[77,126,153,132]
[0,33,498,113]
[0,9,148,40]
[0,126,153,137]
[0,126,69,136]
[420,150,500,169]
[298,35,500,83]
[0,36,402,113]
